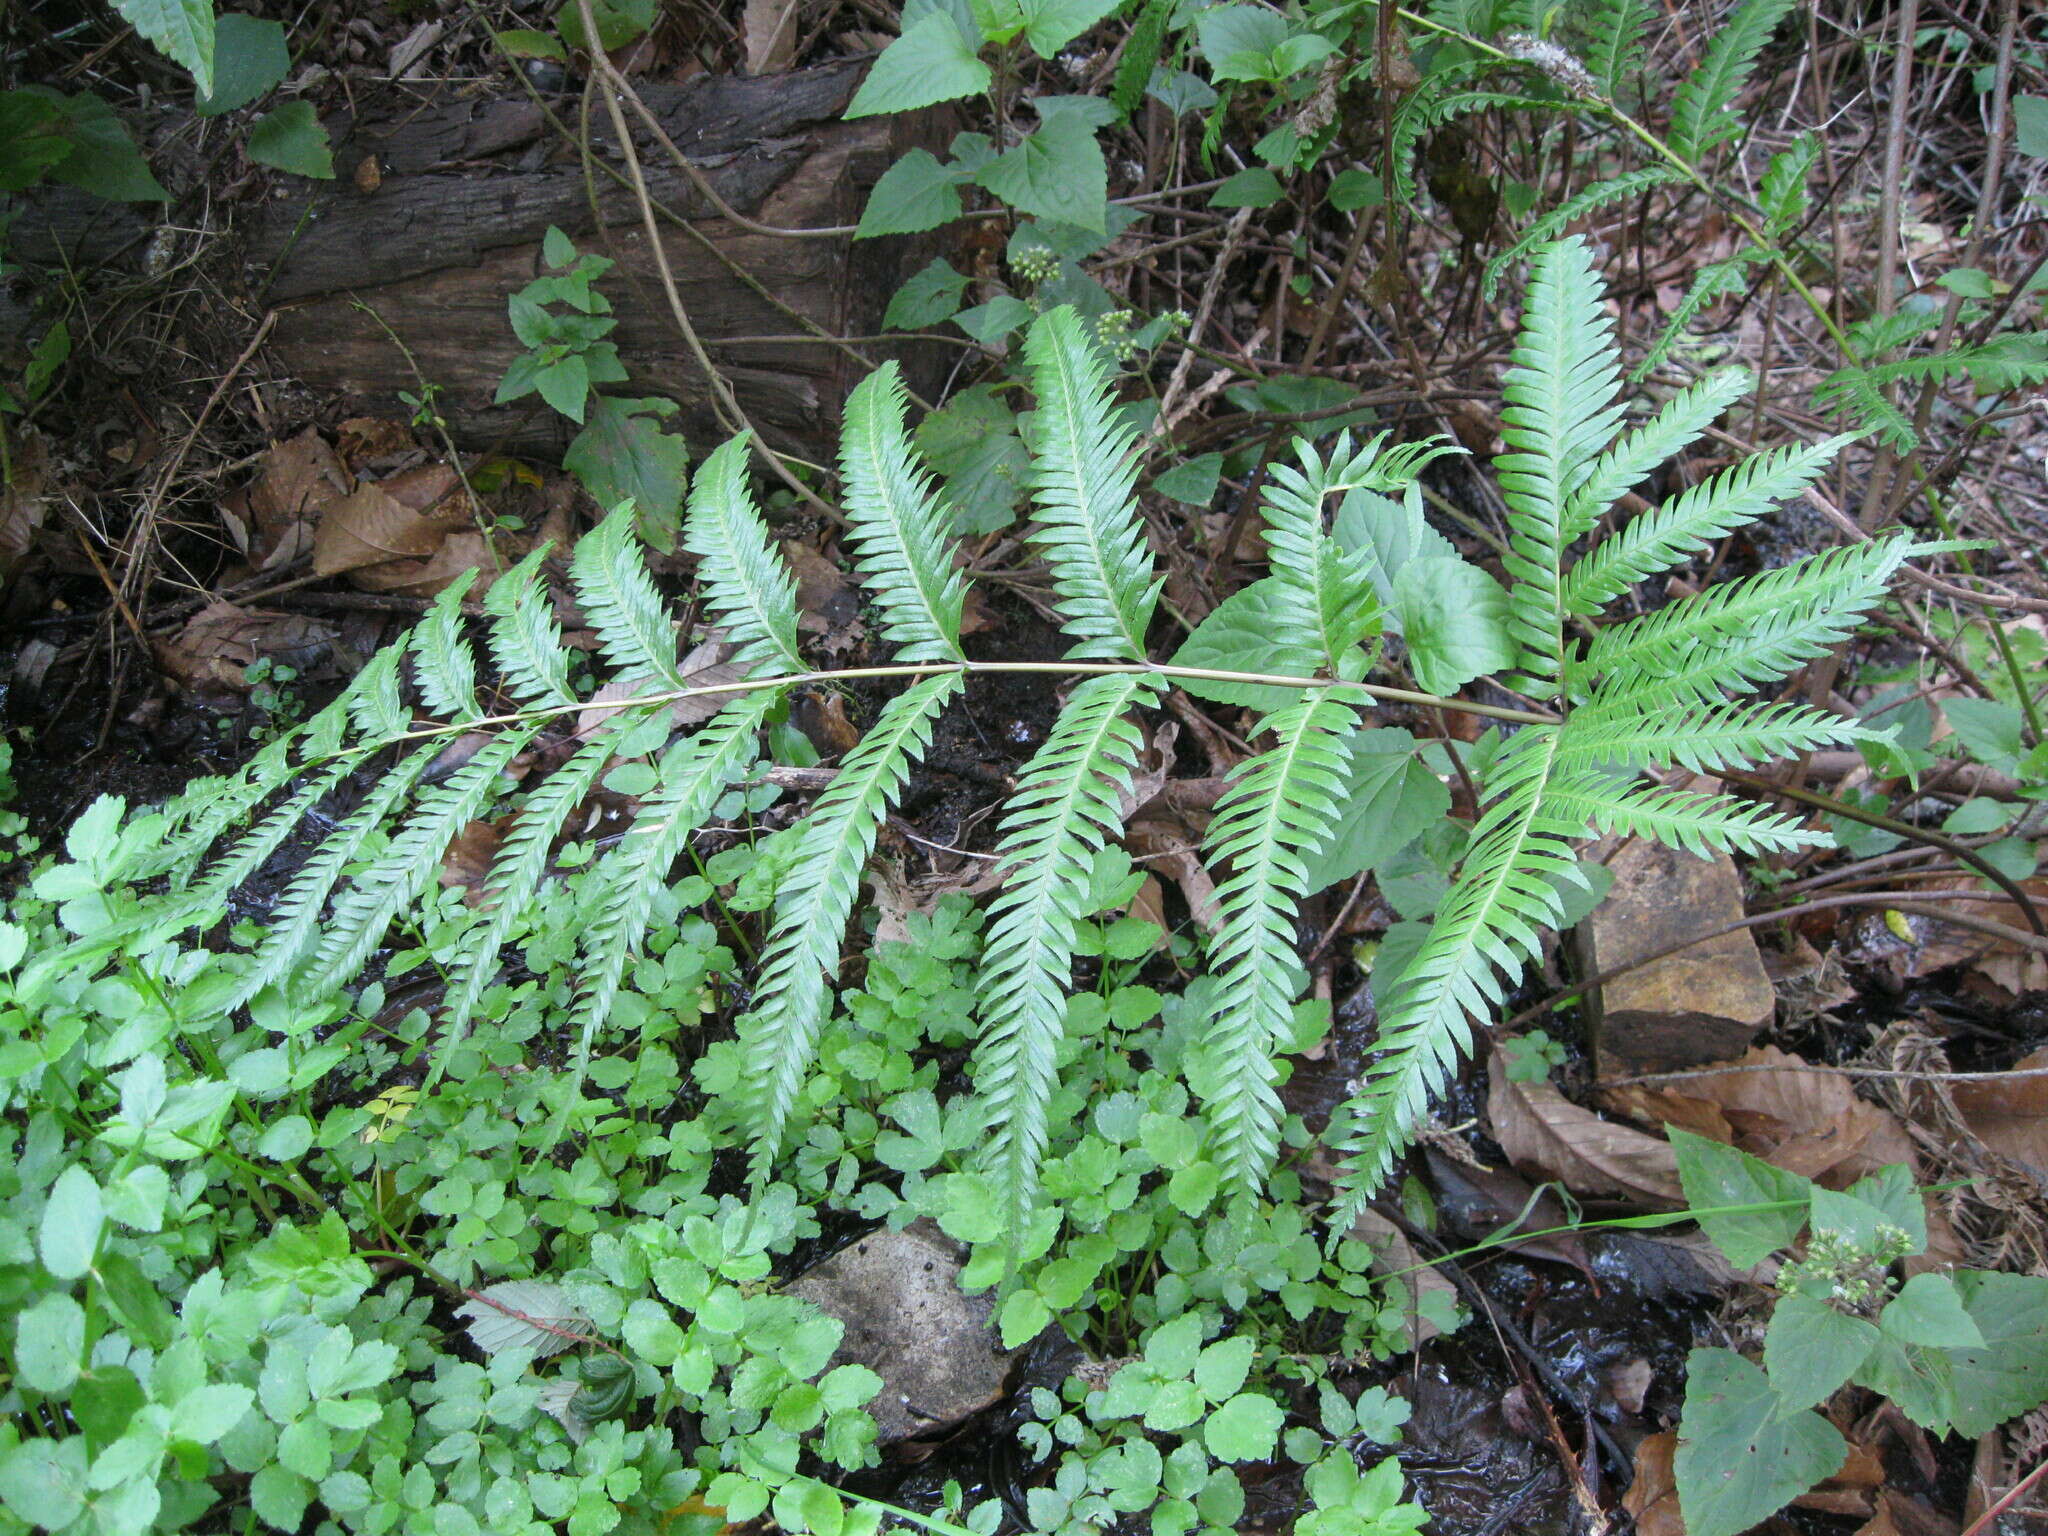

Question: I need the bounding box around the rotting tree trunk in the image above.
[248,61,939,461]
[5,61,942,465]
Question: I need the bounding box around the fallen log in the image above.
[8,61,943,464]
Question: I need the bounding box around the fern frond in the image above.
[1545,775,1824,856]
[226,746,441,1009]
[1393,88,1564,206]
[1629,257,1754,383]
[1202,696,1358,1193]
[294,728,539,1000]
[433,716,650,1080]
[1758,133,1818,240]
[1559,433,1850,615]
[412,571,483,722]
[1815,338,2048,451]
[1334,729,1578,1213]
[573,504,692,690]
[976,673,1159,1237]
[1552,698,1869,776]
[1580,0,1653,98]
[1667,0,1795,164]
[1561,367,1750,542]
[1260,441,1385,670]
[564,691,780,1075]
[740,672,961,1181]
[1575,534,1920,708]
[681,436,805,677]
[1023,309,1162,661]
[1498,236,1625,696]
[1482,167,1684,302]
[485,546,577,708]
[839,362,969,663]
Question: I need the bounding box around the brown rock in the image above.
[787,1219,1016,1442]
[1578,838,1775,1077]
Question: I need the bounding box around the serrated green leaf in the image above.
[1668,1127,1810,1266]
[1296,730,1449,896]
[884,258,970,329]
[116,0,215,94]
[40,1164,102,1280]
[1391,557,1516,695]
[1947,1271,2048,1437]
[856,149,966,238]
[1021,0,1120,56]
[1205,1392,1285,1462]
[1762,1296,1876,1410]
[15,1293,85,1394]
[195,15,288,115]
[1880,1274,1982,1350]
[1675,1348,1846,1536]
[1170,578,1323,711]
[977,110,1107,233]
[845,15,991,118]
[247,100,335,179]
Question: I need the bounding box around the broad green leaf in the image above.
[1153,453,1222,506]
[1194,4,1287,81]
[1146,1313,1204,1375]
[0,91,75,191]
[1947,1271,2048,1437]
[493,28,567,59]
[954,295,1036,343]
[884,258,970,329]
[2014,95,2048,158]
[1329,167,1383,211]
[1675,1348,1845,1536]
[1193,1337,1254,1403]
[999,1288,1051,1349]
[72,1366,146,1443]
[1855,1331,1955,1430]
[1842,1163,1925,1253]
[556,0,657,50]
[176,1383,256,1444]
[1169,578,1323,712]
[1020,0,1120,56]
[1333,486,1457,604]
[1297,729,1449,896]
[15,1293,85,1394]
[845,15,991,118]
[1807,1186,1898,1254]
[1390,558,1515,695]
[1205,1392,1285,1462]
[1668,1127,1810,1266]
[0,1438,88,1531]
[1209,167,1284,208]
[1942,697,2026,773]
[37,90,169,201]
[977,110,1107,233]
[196,16,289,115]
[247,101,335,179]
[1879,1274,1981,1350]
[565,397,691,550]
[1762,1296,1876,1409]
[918,384,1029,532]
[856,149,965,238]
[40,1164,103,1280]
[116,0,216,94]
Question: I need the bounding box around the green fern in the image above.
[61,258,1927,1249]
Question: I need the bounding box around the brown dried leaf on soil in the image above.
[781,539,863,653]
[742,0,799,73]
[1947,1045,2048,1179]
[1485,1050,1686,1206]
[439,818,505,896]
[0,444,49,581]
[575,637,744,739]
[334,417,421,472]
[155,602,340,693]
[221,427,351,571]
[313,476,467,578]
[1621,1430,1684,1536]
[1599,1045,1918,1185]
[1841,878,2048,998]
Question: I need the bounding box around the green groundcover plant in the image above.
[11,237,2025,1536]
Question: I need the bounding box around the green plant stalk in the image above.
[303,660,1552,773]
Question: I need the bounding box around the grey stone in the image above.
[786,1219,1016,1442]
[1577,836,1776,1077]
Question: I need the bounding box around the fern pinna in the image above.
[40,239,1920,1242]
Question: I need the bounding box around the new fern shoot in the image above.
[27,238,1921,1248]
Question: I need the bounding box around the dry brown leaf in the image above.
[349,531,508,599]
[0,441,49,581]
[1850,877,2048,997]
[1125,814,1219,932]
[223,427,351,570]
[1621,1430,1684,1536]
[439,818,505,895]
[781,540,862,651]
[314,479,465,577]
[1485,1051,1686,1206]
[155,602,339,693]
[1606,1046,1918,1185]
[1947,1045,2048,1177]
[742,0,799,73]
[793,691,862,758]
[335,417,418,469]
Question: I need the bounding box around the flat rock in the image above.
[1577,836,1776,1077]
[787,1219,1015,1442]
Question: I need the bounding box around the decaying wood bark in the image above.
[6,61,942,463]
[249,61,938,459]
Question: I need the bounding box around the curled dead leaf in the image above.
[155,602,340,693]
[1948,1045,2048,1179]
[1485,1051,1685,1206]
[1346,1207,1457,1347]
[1621,1430,1683,1536]
[222,427,351,570]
